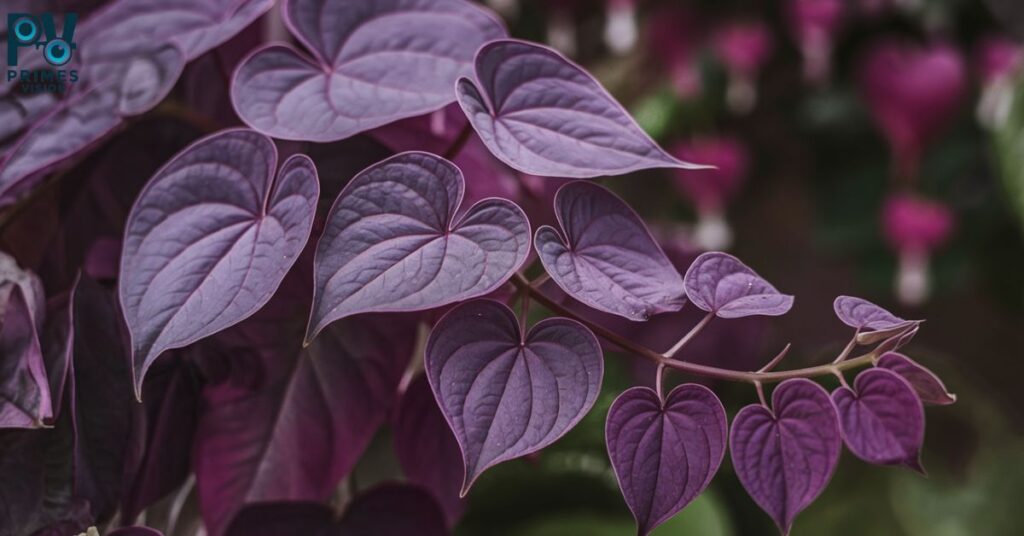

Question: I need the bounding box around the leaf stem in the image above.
[510,273,883,385]
[662,311,714,358]
[655,363,666,402]
[443,122,474,160]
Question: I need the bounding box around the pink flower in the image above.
[785,0,845,82]
[975,35,1023,85]
[858,40,966,180]
[882,194,954,305]
[711,21,774,112]
[646,6,704,98]
[671,137,749,249]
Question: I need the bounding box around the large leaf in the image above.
[424,299,603,494]
[306,151,529,341]
[0,0,273,206]
[455,40,708,178]
[730,379,841,535]
[536,181,686,321]
[231,0,507,141]
[683,252,793,318]
[194,308,417,536]
[224,484,448,536]
[393,375,466,528]
[832,368,926,471]
[0,284,50,428]
[119,129,318,395]
[605,384,727,536]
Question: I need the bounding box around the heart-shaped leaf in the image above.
[876,352,956,405]
[536,181,686,321]
[224,484,448,536]
[306,151,530,341]
[119,129,319,395]
[394,375,466,528]
[832,368,926,471]
[425,299,603,494]
[231,0,507,142]
[0,284,50,428]
[456,39,709,178]
[683,252,793,318]
[730,378,841,535]
[605,384,727,536]
[833,295,916,333]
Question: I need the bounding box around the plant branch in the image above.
[443,122,474,160]
[663,311,714,358]
[510,272,884,385]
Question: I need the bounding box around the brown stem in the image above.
[510,273,882,385]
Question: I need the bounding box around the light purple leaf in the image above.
[683,252,794,318]
[194,310,417,536]
[425,299,603,494]
[605,384,727,536]
[119,129,318,395]
[730,378,841,535]
[231,0,507,142]
[0,250,45,326]
[876,352,956,405]
[455,39,709,178]
[832,368,926,471]
[833,295,915,331]
[536,181,686,321]
[393,375,466,528]
[306,151,530,342]
[224,484,448,536]
[0,284,51,428]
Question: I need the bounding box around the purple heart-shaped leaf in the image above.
[0,284,51,428]
[683,252,794,318]
[394,375,466,528]
[730,378,841,535]
[456,39,709,178]
[536,182,686,321]
[425,299,603,494]
[306,151,530,341]
[833,295,914,331]
[832,368,926,471]
[876,352,956,405]
[119,129,319,395]
[231,0,507,142]
[605,384,727,536]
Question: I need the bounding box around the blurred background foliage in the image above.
[398,0,1024,533]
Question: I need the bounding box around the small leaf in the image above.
[425,299,603,494]
[119,129,318,395]
[231,0,506,141]
[683,252,793,318]
[224,484,448,536]
[832,368,926,471]
[876,352,956,405]
[536,181,686,321]
[0,284,51,429]
[833,295,916,333]
[393,375,466,528]
[730,378,841,535]
[605,384,727,536]
[456,40,709,178]
[307,152,530,341]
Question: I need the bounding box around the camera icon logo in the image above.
[7,12,77,67]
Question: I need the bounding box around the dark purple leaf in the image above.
[224,484,448,536]
[876,352,956,405]
[455,40,709,178]
[605,384,727,536]
[0,284,51,428]
[194,307,417,536]
[40,293,73,424]
[119,129,319,395]
[536,181,686,321]
[0,425,80,536]
[108,528,164,536]
[306,152,529,341]
[730,378,841,535]
[393,375,465,528]
[231,0,507,141]
[425,299,603,494]
[832,368,926,471]
[683,252,793,318]
[833,295,915,332]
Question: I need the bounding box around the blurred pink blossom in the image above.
[786,0,845,82]
[974,35,1022,128]
[646,6,704,98]
[858,40,966,181]
[882,194,954,305]
[711,21,774,112]
[604,0,638,54]
[671,136,749,249]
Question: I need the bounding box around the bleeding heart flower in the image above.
[647,6,704,98]
[975,35,1023,128]
[671,136,748,250]
[882,194,954,305]
[547,0,580,56]
[604,0,638,54]
[711,21,774,113]
[785,0,845,83]
[858,40,967,180]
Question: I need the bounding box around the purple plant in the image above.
[0,1,957,535]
